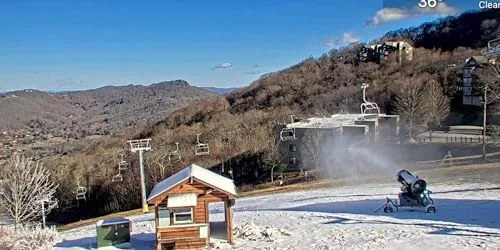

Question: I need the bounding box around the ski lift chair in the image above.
[280,127,297,141]
[118,161,128,171]
[76,182,87,201]
[482,38,500,57]
[112,160,124,183]
[112,172,123,183]
[118,154,129,171]
[360,83,381,116]
[360,102,381,115]
[194,134,210,156]
[168,142,182,162]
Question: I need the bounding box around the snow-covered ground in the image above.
[55,181,500,250]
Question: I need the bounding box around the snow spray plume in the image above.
[300,130,399,181]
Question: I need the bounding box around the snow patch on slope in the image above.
[234,221,291,242]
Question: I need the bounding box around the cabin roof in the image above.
[465,56,488,65]
[147,164,237,202]
[286,113,381,129]
[96,218,130,226]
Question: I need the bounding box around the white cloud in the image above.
[324,32,360,48]
[366,2,459,26]
[342,32,360,44]
[366,8,409,26]
[213,62,233,70]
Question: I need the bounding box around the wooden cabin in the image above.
[147,164,237,250]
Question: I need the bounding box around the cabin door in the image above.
[208,202,228,241]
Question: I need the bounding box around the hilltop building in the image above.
[462,56,497,106]
[359,41,413,63]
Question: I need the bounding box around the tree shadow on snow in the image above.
[56,236,96,249]
[321,214,500,238]
[55,232,155,250]
[290,187,500,203]
[273,199,500,237]
[291,193,397,203]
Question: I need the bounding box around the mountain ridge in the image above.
[0,80,215,138]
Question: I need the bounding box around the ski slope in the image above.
[55,182,500,250]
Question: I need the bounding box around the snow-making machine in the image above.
[376,169,436,213]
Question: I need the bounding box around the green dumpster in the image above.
[96,218,131,248]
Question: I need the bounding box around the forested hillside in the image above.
[43,9,500,222]
[383,9,500,51]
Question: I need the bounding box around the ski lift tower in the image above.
[41,198,58,228]
[127,138,152,213]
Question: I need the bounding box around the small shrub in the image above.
[0,225,61,250]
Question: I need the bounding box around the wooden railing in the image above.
[419,136,495,143]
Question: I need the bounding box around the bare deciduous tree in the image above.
[394,83,425,138]
[475,63,500,103]
[422,80,450,131]
[0,156,58,228]
[300,129,324,171]
[474,62,500,160]
[262,134,286,183]
[147,142,171,182]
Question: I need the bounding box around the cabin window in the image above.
[158,206,171,227]
[288,144,297,152]
[173,207,193,224]
[289,157,297,164]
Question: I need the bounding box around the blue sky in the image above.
[0,0,480,92]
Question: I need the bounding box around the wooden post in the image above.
[205,200,210,246]
[483,85,487,161]
[155,206,160,250]
[225,200,233,244]
[205,201,209,224]
[155,206,159,228]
